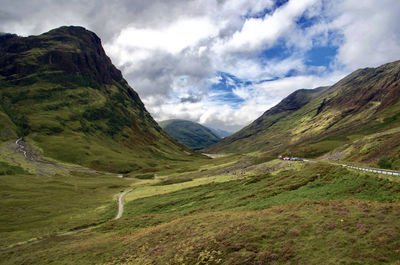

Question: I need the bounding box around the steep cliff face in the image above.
[0,27,122,84]
[0,26,198,173]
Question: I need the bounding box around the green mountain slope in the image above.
[159,119,221,150]
[206,60,400,169]
[0,26,200,173]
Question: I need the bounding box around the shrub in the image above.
[378,156,392,169]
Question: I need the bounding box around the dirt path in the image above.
[0,138,132,255]
[115,189,132,220]
[58,189,132,237]
[0,184,132,254]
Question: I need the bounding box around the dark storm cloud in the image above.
[180,94,203,103]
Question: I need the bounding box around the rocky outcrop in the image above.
[0,26,122,84]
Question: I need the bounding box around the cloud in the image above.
[332,0,400,69]
[213,0,318,54]
[149,70,347,132]
[109,17,218,56]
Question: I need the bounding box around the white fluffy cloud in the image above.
[107,17,218,61]
[214,0,318,53]
[333,0,400,69]
[2,0,400,132]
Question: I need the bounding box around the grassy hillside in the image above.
[0,26,204,173]
[207,61,400,169]
[0,107,17,141]
[2,159,400,264]
[159,119,221,150]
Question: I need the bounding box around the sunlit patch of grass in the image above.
[124,173,242,203]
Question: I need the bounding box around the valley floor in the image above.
[1,141,400,264]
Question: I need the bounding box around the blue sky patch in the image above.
[260,41,292,61]
[306,45,338,67]
[209,72,249,108]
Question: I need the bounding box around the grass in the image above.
[104,201,400,265]
[2,200,400,264]
[1,159,400,264]
[0,170,132,249]
[124,173,242,203]
[0,161,30,175]
[121,162,400,218]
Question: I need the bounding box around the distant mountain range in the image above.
[0,26,200,173]
[159,119,221,150]
[207,127,233,138]
[206,60,400,169]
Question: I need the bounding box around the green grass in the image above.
[0,171,132,249]
[2,160,400,264]
[104,201,400,265]
[121,162,400,218]
[0,161,30,175]
[3,200,400,264]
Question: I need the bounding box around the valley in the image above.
[2,150,400,264]
[1,25,400,264]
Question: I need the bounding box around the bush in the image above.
[378,156,392,169]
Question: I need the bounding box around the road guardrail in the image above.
[342,165,400,176]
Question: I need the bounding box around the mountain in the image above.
[159,119,221,150]
[206,60,400,169]
[0,26,200,173]
[207,127,233,138]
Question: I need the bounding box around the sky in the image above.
[1,0,400,132]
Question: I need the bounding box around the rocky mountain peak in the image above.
[0,26,122,85]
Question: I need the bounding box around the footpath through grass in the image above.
[0,169,132,249]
